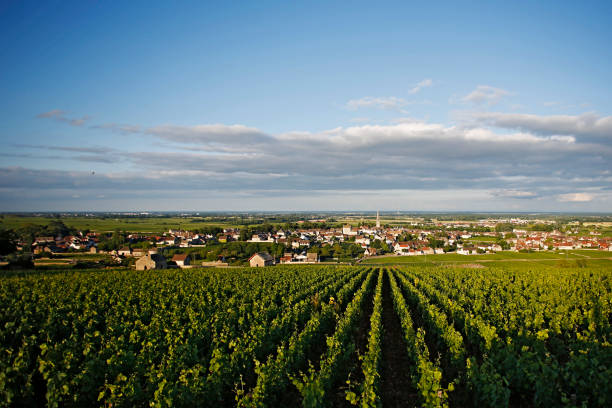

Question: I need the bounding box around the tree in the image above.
[5,253,34,268]
[495,223,514,233]
[495,237,510,250]
[48,219,72,237]
[0,229,17,255]
[429,237,445,249]
[320,245,331,259]
[239,228,250,241]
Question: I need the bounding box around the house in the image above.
[489,243,503,252]
[280,254,293,264]
[342,225,358,236]
[249,252,274,267]
[394,242,411,254]
[420,247,435,255]
[293,252,308,262]
[355,236,371,246]
[555,242,575,250]
[135,251,167,270]
[189,238,205,246]
[35,236,55,245]
[306,252,319,263]
[132,248,147,257]
[249,234,274,243]
[172,254,191,267]
[364,247,378,257]
[165,237,179,245]
[457,246,477,255]
[118,247,132,257]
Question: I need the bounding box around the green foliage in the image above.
[196,241,287,264]
[346,268,384,407]
[495,223,514,232]
[0,263,610,407]
[0,228,17,255]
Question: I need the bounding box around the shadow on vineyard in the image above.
[380,271,418,407]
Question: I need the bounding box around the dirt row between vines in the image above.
[380,270,418,407]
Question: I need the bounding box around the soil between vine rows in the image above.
[380,271,418,407]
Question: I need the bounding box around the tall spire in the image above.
[376,210,380,228]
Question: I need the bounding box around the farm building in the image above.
[135,252,167,270]
[172,254,191,267]
[306,252,319,263]
[118,247,132,257]
[132,248,148,257]
[249,252,274,267]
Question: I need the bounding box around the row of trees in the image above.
[0,220,78,255]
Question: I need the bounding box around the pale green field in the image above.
[0,215,238,233]
[365,250,612,264]
[466,235,498,242]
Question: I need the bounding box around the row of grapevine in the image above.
[405,265,611,407]
[238,267,372,407]
[387,270,453,407]
[1,263,610,407]
[201,266,363,403]
[346,266,384,407]
[393,269,465,376]
[0,266,363,406]
[394,268,509,407]
[291,268,377,407]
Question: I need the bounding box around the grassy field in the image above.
[465,235,498,242]
[365,250,612,264]
[0,215,238,233]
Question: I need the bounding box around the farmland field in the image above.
[365,250,612,264]
[1,264,610,407]
[0,215,239,233]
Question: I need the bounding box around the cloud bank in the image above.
[4,107,611,211]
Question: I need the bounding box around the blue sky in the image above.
[1,0,611,211]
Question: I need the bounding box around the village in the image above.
[14,213,612,270]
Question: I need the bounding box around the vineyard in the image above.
[0,264,610,407]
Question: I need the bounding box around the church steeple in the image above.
[376,210,380,228]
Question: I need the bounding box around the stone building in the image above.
[249,252,274,267]
[135,251,167,270]
[306,252,319,263]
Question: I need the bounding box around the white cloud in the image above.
[146,124,271,145]
[409,79,433,94]
[492,190,538,199]
[472,112,612,140]
[462,85,511,106]
[36,109,90,126]
[36,109,66,118]
[7,106,612,210]
[349,117,371,123]
[557,193,594,202]
[346,96,409,110]
[92,123,141,133]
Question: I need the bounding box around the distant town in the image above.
[1,212,610,270]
